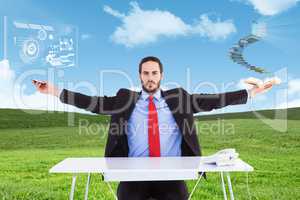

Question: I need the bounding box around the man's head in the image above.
[139,56,163,94]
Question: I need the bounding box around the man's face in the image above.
[139,61,163,93]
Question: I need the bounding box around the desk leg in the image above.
[226,172,234,200]
[102,174,118,200]
[220,172,228,200]
[84,173,91,200]
[188,172,204,200]
[69,175,77,200]
[106,182,118,200]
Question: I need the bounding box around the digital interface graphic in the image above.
[4,17,78,71]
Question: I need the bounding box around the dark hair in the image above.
[139,56,163,74]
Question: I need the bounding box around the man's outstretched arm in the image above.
[190,89,248,113]
[190,78,277,113]
[32,80,117,115]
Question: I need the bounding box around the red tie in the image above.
[148,95,161,157]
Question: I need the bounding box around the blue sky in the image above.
[0,0,299,115]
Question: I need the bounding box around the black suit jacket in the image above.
[60,87,248,157]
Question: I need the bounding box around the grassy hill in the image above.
[197,107,300,121]
[0,108,110,129]
[0,108,299,199]
[1,107,298,129]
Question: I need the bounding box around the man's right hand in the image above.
[32,80,60,97]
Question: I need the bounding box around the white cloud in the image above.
[239,0,300,16]
[257,76,300,110]
[287,78,300,95]
[80,33,92,40]
[103,5,126,18]
[277,98,300,109]
[0,59,14,81]
[0,59,90,114]
[103,2,236,47]
[191,15,237,40]
[279,78,300,109]
[286,99,300,108]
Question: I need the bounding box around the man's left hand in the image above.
[244,77,281,98]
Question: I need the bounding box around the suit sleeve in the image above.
[190,89,248,113]
[59,89,118,115]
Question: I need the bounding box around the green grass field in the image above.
[0,108,299,199]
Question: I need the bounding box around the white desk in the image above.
[50,157,253,200]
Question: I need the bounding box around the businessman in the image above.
[33,56,274,200]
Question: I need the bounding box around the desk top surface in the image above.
[50,156,253,174]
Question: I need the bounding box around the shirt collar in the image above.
[141,88,161,101]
